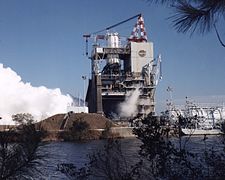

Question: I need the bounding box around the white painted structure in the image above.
[106,32,120,64]
[130,41,154,73]
[67,105,88,113]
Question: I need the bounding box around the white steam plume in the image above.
[0,64,73,125]
[119,87,140,118]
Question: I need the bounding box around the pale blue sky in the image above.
[0,0,224,112]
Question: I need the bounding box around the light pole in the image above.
[82,75,87,107]
[167,86,173,103]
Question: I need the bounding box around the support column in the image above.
[96,75,103,114]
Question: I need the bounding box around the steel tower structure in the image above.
[85,14,161,119]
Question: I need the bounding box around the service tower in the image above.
[85,14,161,119]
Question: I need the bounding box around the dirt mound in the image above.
[37,113,115,131]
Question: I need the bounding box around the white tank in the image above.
[107,32,119,48]
[213,109,222,120]
[106,32,120,64]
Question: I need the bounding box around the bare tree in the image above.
[58,139,138,180]
[0,117,45,179]
[133,114,203,179]
[88,139,134,180]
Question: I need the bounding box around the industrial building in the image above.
[85,14,161,119]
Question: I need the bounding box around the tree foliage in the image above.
[88,139,134,180]
[147,0,225,47]
[58,139,138,180]
[0,123,45,179]
[133,114,202,179]
[58,114,225,179]
[12,113,35,125]
[134,114,225,179]
[171,1,225,33]
[60,120,91,141]
[57,163,89,180]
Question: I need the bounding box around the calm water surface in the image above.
[36,136,224,179]
[37,138,141,179]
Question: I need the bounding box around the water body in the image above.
[37,138,141,179]
[36,136,224,179]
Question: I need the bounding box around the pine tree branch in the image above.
[171,1,213,34]
[213,23,225,47]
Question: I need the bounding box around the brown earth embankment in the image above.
[0,113,134,141]
[36,113,120,141]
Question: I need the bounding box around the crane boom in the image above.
[105,14,141,31]
[83,13,143,56]
[91,13,142,35]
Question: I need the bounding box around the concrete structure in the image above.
[86,14,161,119]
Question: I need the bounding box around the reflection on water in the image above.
[37,138,141,179]
[36,136,224,179]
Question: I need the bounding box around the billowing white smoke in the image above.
[119,87,140,118]
[0,64,73,125]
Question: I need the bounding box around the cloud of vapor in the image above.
[119,87,140,118]
[0,64,73,125]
